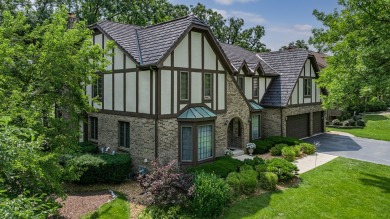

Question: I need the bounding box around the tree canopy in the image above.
[279,39,309,51]
[310,0,390,111]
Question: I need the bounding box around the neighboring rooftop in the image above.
[310,51,327,69]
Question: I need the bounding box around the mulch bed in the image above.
[59,181,146,218]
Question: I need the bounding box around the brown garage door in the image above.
[286,113,310,139]
[313,111,324,134]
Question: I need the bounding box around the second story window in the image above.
[92,75,103,100]
[180,71,189,100]
[204,73,212,99]
[238,76,244,91]
[304,78,312,96]
[253,78,259,98]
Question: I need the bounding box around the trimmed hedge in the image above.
[265,136,304,146]
[191,171,230,218]
[281,147,295,162]
[301,143,316,155]
[252,140,273,154]
[226,169,258,195]
[187,156,244,178]
[293,145,303,157]
[243,157,265,167]
[259,172,278,191]
[270,144,288,156]
[70,153,132,184]
[78,141,99,154]
[265,158,298,181]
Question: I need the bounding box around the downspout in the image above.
[154,67,159,160]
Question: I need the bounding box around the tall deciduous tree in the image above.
[0,7,109,217]
[310,0,390,111]
[279,39,309,51]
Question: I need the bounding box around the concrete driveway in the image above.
[304,133,390,166]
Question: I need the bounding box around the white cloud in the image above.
[263,24,314,51]
[230,11,266,24]
[293,24,313,32]
[212,9,266,25]
[268,24,313,36]
[215,0,257,5]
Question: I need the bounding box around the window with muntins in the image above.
[180,72,189,100]
[198,125,213,160]
[204,73,212,99]
[253,78,259,98]
[119,121,130,148]
[92,75,103,100]
[90,117,98,140]
[181,127,193,161]
[304,78,312,96]
[251,114,261,140]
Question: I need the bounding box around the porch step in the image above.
[228,148,245,157]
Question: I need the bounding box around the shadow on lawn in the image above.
[359,173,390,193]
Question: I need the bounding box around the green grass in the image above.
[221,157,390,219]
[328,114,390,141]
[81,194,129,219]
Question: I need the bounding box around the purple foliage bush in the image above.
[138,160,194,207]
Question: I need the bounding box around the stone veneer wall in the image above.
[157,118,179,164]
[262,104,324,138]
[215,74,251,156]
[88,113,156,167]
[261,108,282,137]
[282,104,324,136]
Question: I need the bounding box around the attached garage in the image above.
[313,111,324,134]
[286,113,310,139]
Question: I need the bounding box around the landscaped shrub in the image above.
[255,163,268,173]
[281,147,295,162]
[226,169,258,195]
[69,153,132,184]
[265,136,303,146]
[252,140,273,154]
[243,157,265,167]
[139,205,184,219]
[187,156,243,178]
[357,119,366,126]
[191,171,230,218]
[265,158,298,181]
[138,160,194,207]
[293,145,303,157]
[78,141,99,154]
[348,119,356,126]
[259,172,278,191]
[270,143,288,156]
[300,143,316,155]
[240,164,254,171]
[331,119,341,126]
[342,120,350,126]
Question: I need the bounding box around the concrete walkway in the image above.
[234,153,338,174]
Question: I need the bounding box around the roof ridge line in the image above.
[256,54,280,74]
[142,15,193,29]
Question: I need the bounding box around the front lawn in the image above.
[221,157,390,219]
[81,194,130,219]
[328,114,390,141]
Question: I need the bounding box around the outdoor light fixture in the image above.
[224,119,229,125]
[144,158,148,163]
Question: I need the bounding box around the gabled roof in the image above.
[257,49,318,107]
[310,51,327,69]
[219,43,279,76]
[90,15,208,66]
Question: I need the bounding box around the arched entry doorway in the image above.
[227,117,243,149]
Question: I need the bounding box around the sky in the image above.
[169,0,342,51]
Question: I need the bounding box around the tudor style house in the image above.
[84,15,324,167]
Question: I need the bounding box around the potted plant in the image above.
[246,143,256,155]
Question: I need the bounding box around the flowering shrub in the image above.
[138,160,194,207]
[246,142,256,149]
[225,149,234,157]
